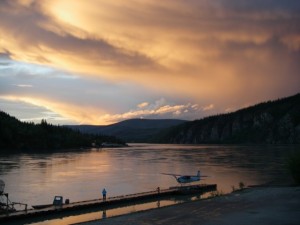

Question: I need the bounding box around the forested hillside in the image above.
[0,111,125,152]
[156,93,300,144]
[68,119,186,143]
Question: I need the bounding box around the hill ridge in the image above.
[67,119,187,142]
[155,93,300,144]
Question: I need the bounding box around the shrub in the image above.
[287,150,300,185]
[239,182,245,189]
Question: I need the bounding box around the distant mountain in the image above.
[155,93,300,144]
[0,111,126,152]
[67,119,187,142]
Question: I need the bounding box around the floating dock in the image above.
[0,184,216,222]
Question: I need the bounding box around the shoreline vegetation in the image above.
[0,111,127,153]
[155,93,300,144]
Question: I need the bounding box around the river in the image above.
[0,144,297,224]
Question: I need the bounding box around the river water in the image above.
[0,144,297,224]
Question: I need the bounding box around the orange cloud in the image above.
[0,95,107,124]
[137,102,149,108]
[1,0,300,124]
[202,104,214,111]
[92,99,204,124]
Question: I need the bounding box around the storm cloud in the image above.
[1,0,300,124]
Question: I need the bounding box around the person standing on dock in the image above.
[102,188,107,201]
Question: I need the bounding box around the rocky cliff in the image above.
[157,93,300,144]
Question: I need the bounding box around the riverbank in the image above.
[80,186,300,225]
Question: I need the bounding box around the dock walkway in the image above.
[0,184,216,222]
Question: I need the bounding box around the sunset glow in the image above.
[1,0,300,124]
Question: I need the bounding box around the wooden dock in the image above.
[0,184,216,222]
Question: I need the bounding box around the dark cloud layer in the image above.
[0,0,158,70]
[0,0,300,124]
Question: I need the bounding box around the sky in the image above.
[0,0,300,125]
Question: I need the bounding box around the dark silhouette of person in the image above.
[102,188,107,201]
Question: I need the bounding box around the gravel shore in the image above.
[79,186,300,225]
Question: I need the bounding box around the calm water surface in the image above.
[0,144,297,224]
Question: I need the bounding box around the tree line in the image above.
[0,111,126,153]
[154,93,300,144]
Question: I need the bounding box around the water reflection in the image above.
[102,209,107,219]
[3,192,208,225]
[0,144,297,210]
